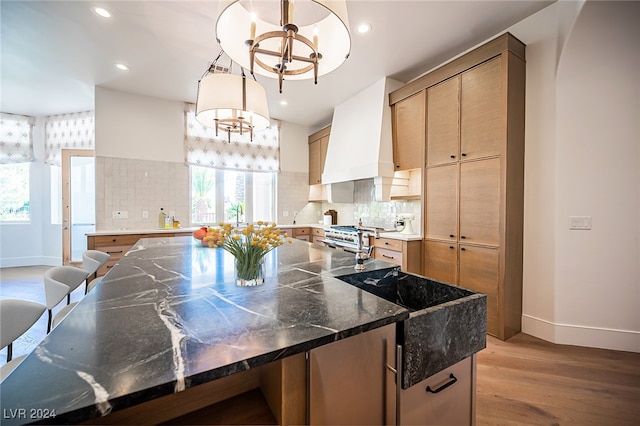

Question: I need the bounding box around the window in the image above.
[0,163,30,222]
[191,165,276,225]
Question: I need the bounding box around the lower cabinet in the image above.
[423,240,457,284]
[311,228,325,246]
[399,355,476,426]
[292,227,310,242]
[423,240,500,337]
[309,324,396,425]
[371,237,422,274]
[458,244,499,337]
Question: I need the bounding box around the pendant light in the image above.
[216,0,351,93]
[195,52,271,142]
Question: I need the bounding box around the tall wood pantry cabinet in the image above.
[390,33,525,340]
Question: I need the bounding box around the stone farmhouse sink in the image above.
[338,267,487,388]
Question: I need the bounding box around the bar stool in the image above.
[43,266,87,333]
[0,299,46,381]
[82,250,111,294]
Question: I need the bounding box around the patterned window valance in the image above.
[0,113,35,164]
[184,103,280,172]
[45,110,95,166]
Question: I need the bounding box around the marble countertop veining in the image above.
[0,238,408,425]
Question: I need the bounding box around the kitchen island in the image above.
[0,237,408,425]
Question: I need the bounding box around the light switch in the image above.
[569,216,592,230]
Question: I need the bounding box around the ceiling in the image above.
[1,0,553,130]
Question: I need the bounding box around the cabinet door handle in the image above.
[426,373,457,394]
[461,153,467,157]
[460,247,466,251]
[384,241,390,245]
[382,254,395,259]
[449,246,454,249]
[106,250,123,254]
[460,235,466,239]
[449,234,454,238]
[450,155,456,159]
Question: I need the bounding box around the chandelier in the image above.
[216,0,351,93]
[195,52,271,142]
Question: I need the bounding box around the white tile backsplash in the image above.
[96,156,190,231]
[96,163,420,233]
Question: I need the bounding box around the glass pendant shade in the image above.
[195,72,271,135]
[216,0,351,85]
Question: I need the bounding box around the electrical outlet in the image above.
[112,211,129,219]
[283,211,289,217]
[569,216,592,230]
[142,211,149,219]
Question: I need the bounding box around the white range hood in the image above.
[322,77,404,201]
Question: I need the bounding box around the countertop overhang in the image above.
[0,238,408,425]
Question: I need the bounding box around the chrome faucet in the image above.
[235,204,243,227]
[354,228,375,271]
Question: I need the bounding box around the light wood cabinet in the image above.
[308,126,330,185]
[392,90,425,171]
[426,77,460,167]
[423,240,457,285]
[88,231,192,276]
[371,237,422,274]
[460,57,503,160]
[391,32,525,340]
[309,324,396,425]
[459,244,499,336]
[425,164,458,241]
[398,355,476,425]
[311,228,325,246]
[292,227,310,242]
[459,158,501,246]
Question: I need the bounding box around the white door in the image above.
[62,149,95,265]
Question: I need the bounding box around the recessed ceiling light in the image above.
[280,100,288,106]
[115,63,130,71]
[93,7,112,18]
[356,23,372,34]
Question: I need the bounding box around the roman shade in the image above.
[0,113,34,163]
[184,103,279,172]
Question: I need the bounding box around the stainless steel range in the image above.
[321,226,377,253]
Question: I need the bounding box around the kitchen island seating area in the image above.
[0,299,47,381]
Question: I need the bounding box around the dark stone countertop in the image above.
[0,237,408,425]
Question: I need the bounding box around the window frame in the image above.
[190,165,277,226]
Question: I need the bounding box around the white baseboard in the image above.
[522,314,640,353]
[0,256,61,268]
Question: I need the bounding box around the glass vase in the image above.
[234,257,265,286]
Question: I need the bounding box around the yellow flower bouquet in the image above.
[203,221,292,286]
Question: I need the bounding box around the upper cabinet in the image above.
[308,125,330,185]
[426,77,460,167]
[392,91,425,171]
[460,57,503,160]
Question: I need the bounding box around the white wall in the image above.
[509,0,640,352]
[0,118,61,267]
[95,87,184,162]
[279,121,309,173]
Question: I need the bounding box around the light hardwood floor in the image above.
[2,267,639,424]
[477,333,640,425]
